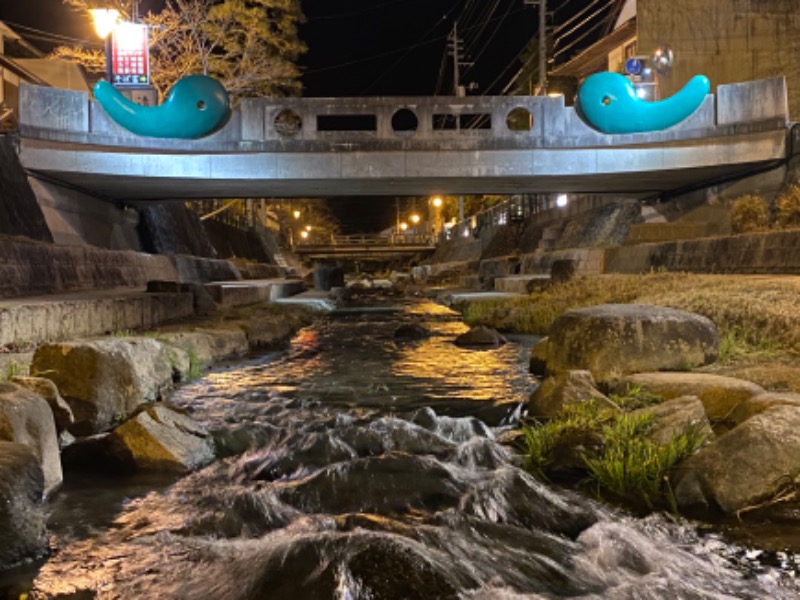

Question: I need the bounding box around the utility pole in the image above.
[524,0,547,95]
[447,21,472,97]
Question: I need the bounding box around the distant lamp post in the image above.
[305,225,312,231]
[89,8,121,39]
[293,210,301,219]
[300,230,309,240]
[556,194,568,208]
[432,196,443,208]
[400,222,408,232]
[410,213,421,224]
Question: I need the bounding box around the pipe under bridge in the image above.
[14,77,792,202]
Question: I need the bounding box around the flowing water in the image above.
[17,301,800,598]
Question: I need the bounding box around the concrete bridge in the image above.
[292,233,435,260]
[15,77,792,202]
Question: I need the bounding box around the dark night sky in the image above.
[0,0,619,232]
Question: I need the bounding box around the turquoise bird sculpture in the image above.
[577,72,710,134]
[94,75,231,139]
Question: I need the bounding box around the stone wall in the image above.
[0,236,241,298]
[638,0,800,120]
[138,204,217,258]
[0,135,51,243]
[604,229,800,274]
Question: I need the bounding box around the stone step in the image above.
[494,275,550,294]
[0,291,194,347]
[203,279,305,307]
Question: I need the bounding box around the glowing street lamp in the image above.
[399,222,408,231]
[305,225,312,231]
[292,209,301,219]
[556,194,568,208]
[300,230,309,239]
[432,196,443,208]
[410,213,421,224]
[89,8,121,39]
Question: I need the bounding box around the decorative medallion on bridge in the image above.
[93,75,231,139]
[577,72,710,134]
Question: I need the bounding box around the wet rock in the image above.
[729,391,800,426]
[279,452,466,514]
[211,423,281,458]
[63,405,214,473]
[393,323,430,340]
[546,304,718,382]
[612,372,765,422]
[12,375,74,433]
[529,336,548,377]
[238,318,296,349]
[631,395,713,445]
[367,417,456,456]
[32,338,174,435]
[109,404,216,473]
[454,437,514,470]
[527,370,615,419]
[674,405,800,515]
[0,441,47,570]
[0,382,62,496]
[454,325,507,348]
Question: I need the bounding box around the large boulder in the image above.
[729,392,800,426]
[527,370,614,419]
[611,372,765,422]
[529,337,549,377]
[546,304,718,382]
[674,405,800,515]
[12,375,74,433]
[62,404,215,473]
[32,338,174,435]
[454,326,506,348]
[109,404,216,473]
[630,395,713,445]
[0,441,47,570]
[0,382,62,496]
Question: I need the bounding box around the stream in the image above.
[10,300,800,598]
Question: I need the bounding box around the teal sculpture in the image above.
[94,75,231,139]
[577,72,710,134]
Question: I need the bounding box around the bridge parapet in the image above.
[19,77,789,153]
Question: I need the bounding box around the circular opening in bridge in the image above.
[274,109,303,136]
[196,100,206,111]
[391,108,418,134]
[602,96,611,106]
[506,107,532,132]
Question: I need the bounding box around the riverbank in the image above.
[457,272,800,392]
[447,271,800,548]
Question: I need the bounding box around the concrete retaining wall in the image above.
[520,248,606,276]
[0,236,241,298]
[0,292,195,347]
[604,229,800,274]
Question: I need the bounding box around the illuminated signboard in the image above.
[110,22,150,87]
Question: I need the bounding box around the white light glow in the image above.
[89,8,121,39]
[432,196,443,208]
[556,194,568,208]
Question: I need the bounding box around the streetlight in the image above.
[300,230,309,240]
[432,196,443,208]
[293,209,301,219]
[400,222,408,231]
[556,194,568,208]
[89,9,121,39]
[410,213,421,224]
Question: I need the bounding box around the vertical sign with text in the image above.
[111,23,150,87]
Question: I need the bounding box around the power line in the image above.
[1,20,99,47]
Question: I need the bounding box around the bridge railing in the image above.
[293,232,434,249]
[18,77,790,151]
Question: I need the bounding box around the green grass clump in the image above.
[187,347,203,380]
[0,361,20,382]
[608,385,663,411]
[522,399,707,511]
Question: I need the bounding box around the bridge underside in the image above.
[18,129,787,202]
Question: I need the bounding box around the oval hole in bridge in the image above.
[506,107,532,132]
[274,109,303,136]
[391,108,418,134]
[196,100,206,110]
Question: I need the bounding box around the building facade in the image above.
[637,0,800,119]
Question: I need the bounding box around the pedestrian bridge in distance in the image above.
[292,234,435,261]
[15,77,792,202]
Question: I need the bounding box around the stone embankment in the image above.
[0,300,315,570]
[526,303,800,518]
